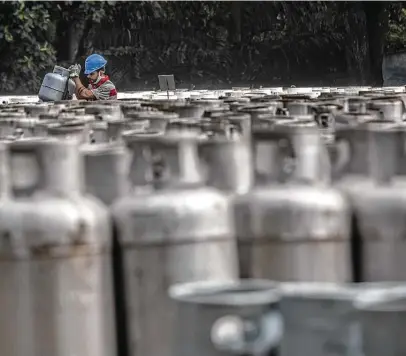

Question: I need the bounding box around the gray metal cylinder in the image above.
[355,287,406,356]
[169,279,282,356]
[0,137,116,356]
[112,133,238,356]
[9,138,84,196]
[198,138,253,195]
[81,143,130,205]
[279,283,359,356]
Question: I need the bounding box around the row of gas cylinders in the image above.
[0,88,406,356]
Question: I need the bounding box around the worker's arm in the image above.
[72,77,96,100]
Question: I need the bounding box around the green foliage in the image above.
[0,1,405,93]
[94,1,352,86]
[0,1,56,92]
[386,5,406,53]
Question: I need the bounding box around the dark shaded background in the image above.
[0,1,405,94]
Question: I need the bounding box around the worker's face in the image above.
[87,70,101,82]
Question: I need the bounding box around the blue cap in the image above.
[84,54,107,75]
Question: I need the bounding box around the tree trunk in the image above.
[229,1,242,44]
[77,18,95,60]
[53,3,87,64]
[363,1,388,86]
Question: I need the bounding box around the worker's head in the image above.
[84,54,107,83]
[87,67,105,83]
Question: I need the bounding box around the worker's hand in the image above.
[68,64,81,78]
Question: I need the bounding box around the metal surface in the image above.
[198,137,253,195]
[279,283,359,356]
[170,279,282,356]
[112,134,238,356]
[39,66,75,102]
[3,85,406,354]
[355,287,406,356]
[3,138,116,356]
[81,143,130,205]
[344,128,406,281]
[235,126,351,283]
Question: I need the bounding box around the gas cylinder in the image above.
[368,97,404,121]
[234,124,351,282]
[189,99,223,112]
[252,114,298,132]
[332,124,374,186]
[286,101,310,116]
[203,105,230,118]
[344,127,406,281]
[165,102,206,118]
[47,121,90,144]
[334,112,377,127]
[38,66,76,102]
[24,104,51,117]
[107,118,147,142]
[198,137,253,195]
[251,122,293,185]
[355,287,406,356]
[279,283,360,356]
[0,115,22,137]
[169,280,282,356]
[343,97,368,113]
[120,103,143,116]
[112,133,238,356]
[89,121,108,143]
[225,97,251,112]
[238,104,278,125]
[332,121,402,186]
[81,142,130,205]
[85,105,122,120]
[126,111,178,132]
[166,118,202,138]
[210,112,251,139]
[32,119,57,137]
[5,138,116,356]
[200,117,231,139]
[0,142,35,356]
[14,118,39,138]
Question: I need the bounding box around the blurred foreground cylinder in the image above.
[169,280,282,356]
[337,126,406,281]
[279,283,359,356]
[0,138,116,356]
[112,133,238,356]
[0,142,33,356]
[234,123,351,282]
[355,287,406,356]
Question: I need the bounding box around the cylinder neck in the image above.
[253,126,325,185]
[252,134,285,185]
[150,137,203,188]
[368,129,401,185]
[53,65,69,77]
[369,99,404,121]
[125,133,203,190]
[9,138,84,197]
[198,139,253,194]
[289,129,325,183]
[336,128,369,176]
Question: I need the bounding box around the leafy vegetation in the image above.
[0,1,404,93]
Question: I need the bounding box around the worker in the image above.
[68,54,117,101]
